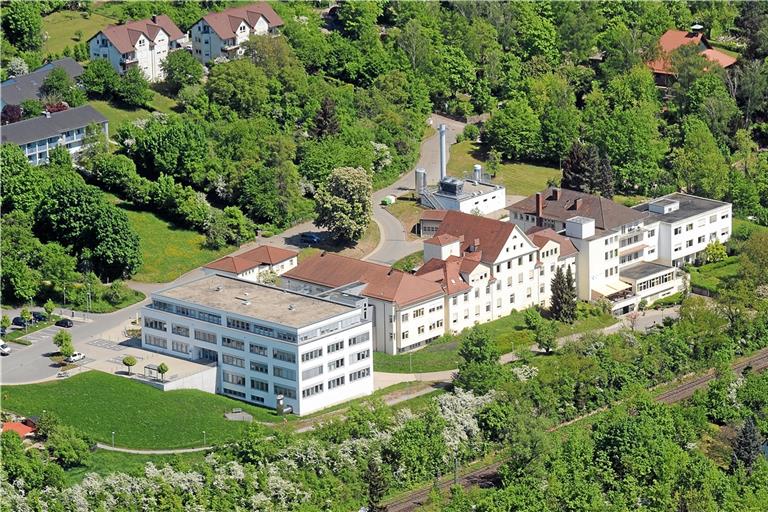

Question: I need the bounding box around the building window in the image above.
[327,340,344,353]
[686,223,693,231]
[145,334,167,348]
[221,337,244,350]
[301,365,323,380]
[328,376,345,389]
[251,378,269,392]
[302,383,323,398]
[273,365,296,381]
[223,388,245,398]
[274,385,296,399]
[195,330,217,344]
[273,349,296,363]
[686,240,693,248]
[350,367,371,382]
[171,340,189,354]
[674,227,682,235]
[223,371,245,386]
[250,343,267,357]
[402,331,409,340]
[413,308,424,318]
[144,318,166,331]
[227,318,251,332]
[301,348,323,362]
[250,361,268,374]
[250,395,264,403]
[328,358,344,371]
[509,294,515,304]
[401,313,409,322]
[222,354,244,368]
[674,245,682,253]
[698,235,705,243]
[351,349,370,363]
[721,213,729,220]
[171,324,189,337]
[349,332,369,346]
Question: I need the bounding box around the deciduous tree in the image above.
[116,67,153,108]
[157,362,169,382]
[161,50,204,94]
[314,166,372,243]
[484,97,540,161]
[122,355,137,376]
[671,117,729,200]
[81,58,120,98]
[455,328,502,393]
[2,1,43,51]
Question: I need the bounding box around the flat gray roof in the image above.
[634,193,729,224]
[156,275,355,329]
[434,179,504,200]
[620,261,674,281]
[1,105,107,145]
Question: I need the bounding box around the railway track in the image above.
[384,347,768,512]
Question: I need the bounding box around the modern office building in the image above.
[1,105,108,165]
[140,275,374,415]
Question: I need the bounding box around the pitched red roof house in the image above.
[283,252,444,307]
[415,255,476,295]
[205,245,297,274]
[200,2,284,39]
[525,227,578,259]
[647,29,736,76]
[95,15,185,54]
[432,210,519,265]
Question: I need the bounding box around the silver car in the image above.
[0,343,11,356]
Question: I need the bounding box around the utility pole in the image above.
[111,431,115,448]
[203,431,206,446]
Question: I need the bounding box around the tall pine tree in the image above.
[550,265,577,323]
[731,416,762,473]
[366,456,388,512]
[311,96,340,138]
[561,140,614,198]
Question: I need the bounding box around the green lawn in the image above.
[2,371,290,449]
[392,250,423,272]
[93,92,178,134]
[107,195,235,283]
[42,10,116,55]
[64,450,206,486]
[688,256,741,294]
[373,310,617,373]
[448,141,561,196]
[386,193,424,239]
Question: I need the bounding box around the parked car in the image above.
[65,352,85,363]
[0,326,6,337]
[32,311,47,322]
[55,318,74,328]
[300,232,321,245]
[0,343,11,356]
[11,317,30,327]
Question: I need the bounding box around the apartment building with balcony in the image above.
[89,15,186,81]
[190,3,283,64]
[281,253,445,355]
[141,275,373,415]
[508,188,698,314]
[1,105,107,165]
[203,245,298,283]
[633,193,733,267]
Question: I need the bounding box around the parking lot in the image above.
[10,320,85,346]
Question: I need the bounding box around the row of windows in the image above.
[222,336,244,350]
[145,318,166,331]
[171,340,189,354]
[637,272,675,292]
[222,354,244,368]
[145,334,167,348]
[301,348,323,362]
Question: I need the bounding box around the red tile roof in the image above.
[205,245,297,274]
[647,29,736,75]
[415,256,474,295]
[433,211,518,264]
[283,253,444,307]
[2,422,34,438]
[525,227,578,258]
[424,234,461,246]
[420,210,448,222]
[200,3,284,40]
[94,15,185,54]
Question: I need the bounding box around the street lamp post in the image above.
[203,431,206,446]
[111,431,115,448]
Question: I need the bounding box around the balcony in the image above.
[121,53,138,64]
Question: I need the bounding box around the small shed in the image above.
[2,422,35,438]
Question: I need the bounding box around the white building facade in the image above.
[190,3,284,64]
[140,275,374,416]
[89,15,186,81]
[203,246,298,283]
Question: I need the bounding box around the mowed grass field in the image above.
[42,10,116,55]
[106,195,235,283]
[373,309,617,373]
[447,141,561,196]
[92,92,178,134]
[3,371,289,449]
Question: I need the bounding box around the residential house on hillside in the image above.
[281,253,445,354]
[1,105,107,165]
[508,188,702,314]
[89,15,186,81]
[647,26,737,88]
[0,58,83,108]
[203,245,298,283]
[190,3,284,64]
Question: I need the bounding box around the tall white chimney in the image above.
[439,123,447,180]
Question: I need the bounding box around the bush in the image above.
[47,425,91,468]
[463,124,480,141]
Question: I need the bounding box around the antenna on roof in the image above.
[288,304,295,311]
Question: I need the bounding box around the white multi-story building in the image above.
[1,105,108,165]
[190,3,284,64]
[507,188,728,314]
[281,253,446,355]
[141,275,374,416]
[89,15,186,81]
[203,245,298,283]
[632,193,733,267]
[415,210,576,332]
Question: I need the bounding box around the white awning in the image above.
[592,281,632,298]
